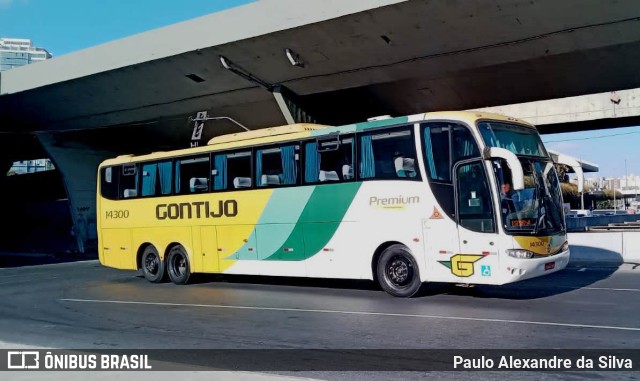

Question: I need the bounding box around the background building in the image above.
[0,38,51,71]
[620,174,640,192]
[8,159,55,175]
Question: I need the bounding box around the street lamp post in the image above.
[614,180,617,214]
[625,158,628,210]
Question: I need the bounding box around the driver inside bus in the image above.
[500,181,517,215]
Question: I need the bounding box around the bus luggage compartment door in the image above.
[101,229,134,269]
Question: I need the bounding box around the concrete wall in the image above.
[568,232,640,264]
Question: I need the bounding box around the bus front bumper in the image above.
[501,249,570,283]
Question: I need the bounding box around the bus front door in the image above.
[454,161,499,282]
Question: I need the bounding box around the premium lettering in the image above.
[369,195,420,206]
[156,200,238,220]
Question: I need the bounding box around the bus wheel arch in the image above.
[375,243,423,298]
[371,241,403,283]
[166,244,192,285]
[139,244,166,283]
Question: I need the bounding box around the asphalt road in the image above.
[1,260,639,380]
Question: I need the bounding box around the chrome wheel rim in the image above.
[386,255,413,287]
[144,253,159,275]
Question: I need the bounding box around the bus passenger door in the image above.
[454,161,499,282]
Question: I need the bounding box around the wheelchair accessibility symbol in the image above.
[481,265,492,277]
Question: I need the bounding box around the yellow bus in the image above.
[97,111,569,297]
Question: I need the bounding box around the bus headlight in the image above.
[507,249,535,259]
[561,241,569,252]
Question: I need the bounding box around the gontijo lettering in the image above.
[156,200,238,220]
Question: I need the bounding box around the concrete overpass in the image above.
[1,0,640,252]
[471,88,640,134]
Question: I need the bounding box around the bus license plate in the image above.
[544,262,555,271]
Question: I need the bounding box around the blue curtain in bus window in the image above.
[281,145,297,185]
[423,128,438,179]
[479,125,497,147]
[174,161,181,193]
[360,135,375,178]
[304,142,320,183]
[463,141,474,157]
[214,155,227,191]
[256,150,263,186]
[141,163,157,196]
[158,161,172,195]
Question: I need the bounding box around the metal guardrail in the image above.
[586,220,640,231]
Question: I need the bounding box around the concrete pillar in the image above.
[272,85,318,124]
[37,133,114,253]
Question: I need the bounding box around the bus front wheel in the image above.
[377,244,422,297]
[167,246,191,285]
[141,245,166,283]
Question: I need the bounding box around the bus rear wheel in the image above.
[141,245,166,283]
[167,246,191,285]
[377,244,422,297]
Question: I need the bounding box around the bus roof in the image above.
[210,111,532,146]
[99,111,533,166]
[207,123,330,145]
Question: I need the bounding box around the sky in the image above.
[0,0,253,56]
[542,126,640,180]
[1,0,638,179]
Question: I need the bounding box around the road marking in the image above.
[503,285,640,293]
[582,287,640,292]
[60,298,640,332]
[0,276,60,286]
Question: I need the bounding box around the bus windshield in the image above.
[492,158,565,235]
[479,121,548,157]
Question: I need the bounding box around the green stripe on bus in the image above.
[354,116,409,132]
[231,187,315,260]
[264,182,361,261]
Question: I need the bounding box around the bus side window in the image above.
[100,166,119,200]
[120,164,138,199]
[422,124,451,182]
[256,145,299,187]
[422,123,479,220]
[175,156,210,194]
[359,128,420,180]
[216,151,252,190]
[304,137,355,184]
[141,161,172,197]
[452,125,480,163]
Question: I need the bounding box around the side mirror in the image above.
[482,147,525,191]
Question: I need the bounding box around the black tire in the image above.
[376,244,422,297]
[167,245,191,285]
[141,245,166,283]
